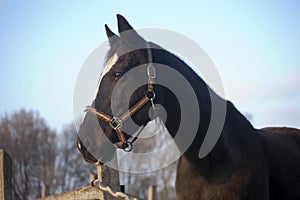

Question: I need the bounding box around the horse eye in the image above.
[114,72,122,80]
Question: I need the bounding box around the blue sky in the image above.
[0,1,299,130]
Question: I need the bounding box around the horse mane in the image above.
[151,44,255,128]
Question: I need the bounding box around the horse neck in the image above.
[153,49,256,174]
[153,49,214,153]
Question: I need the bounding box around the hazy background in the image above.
[1,0,299,130]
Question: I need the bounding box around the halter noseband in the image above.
[85,44,156,152]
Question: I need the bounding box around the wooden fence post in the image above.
[0,149,12,200]
[97,152,120,200]
[148,185,156,200]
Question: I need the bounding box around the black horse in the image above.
[77,14,300,199]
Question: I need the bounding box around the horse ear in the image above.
[116,14,145,45]
[105,24,120,46]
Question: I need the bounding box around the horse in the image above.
[77,14,300,199]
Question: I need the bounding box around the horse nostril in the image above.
[77,136,93,152]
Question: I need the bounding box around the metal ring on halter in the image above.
[146,91,156,101]
[123,142,133,152]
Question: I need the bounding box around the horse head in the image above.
[77,14,171,165]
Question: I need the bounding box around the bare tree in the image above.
[0,109,177,199]
[0,109,57,200]
[0,110,96,200]
[55,123,96,193]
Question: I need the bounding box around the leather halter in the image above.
[85,44,156,152]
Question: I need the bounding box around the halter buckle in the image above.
[109,117,122,130]
[147,64,156,79]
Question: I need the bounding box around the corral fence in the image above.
[0,149,156,200]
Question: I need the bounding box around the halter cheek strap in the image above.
[85,44,156,152]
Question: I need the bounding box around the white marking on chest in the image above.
[93,53,119,100]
